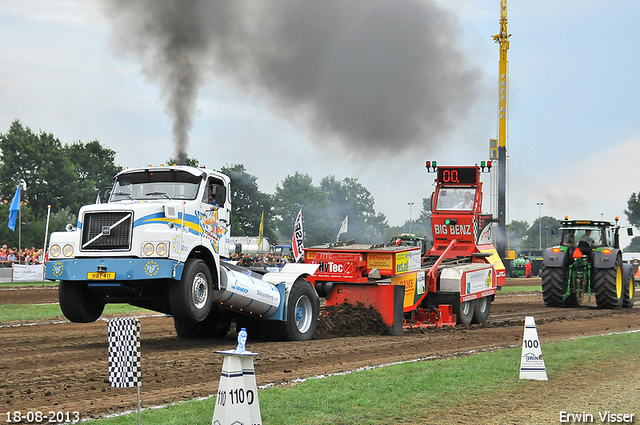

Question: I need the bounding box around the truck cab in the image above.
[45,165,321,341]
[45,166,232,320]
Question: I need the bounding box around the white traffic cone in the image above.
[519,316,548,380]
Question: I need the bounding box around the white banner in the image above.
[336,215,348,241]
[292,209,304,262]
[12,264,44,282]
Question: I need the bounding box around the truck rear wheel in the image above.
[593,256,624,309]
[455,300,474,326]
[472,297,491,324]
[170,259,213,322]
[59,280,105,323]
[541,266,569,307]
[262,278,319,341]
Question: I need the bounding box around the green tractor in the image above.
[541,218,634,309]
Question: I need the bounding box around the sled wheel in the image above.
[455,300,475,326]
[173,317,204,339]
[170,259,213,322]
[593,255,624,309]
[59,280,105,323]
[471,296,491,324]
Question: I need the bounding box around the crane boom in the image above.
[492,0,510,258]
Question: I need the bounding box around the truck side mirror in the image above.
[235,243,242,254]
[98,186,112,204]
[628,228,634,236]
[215,185,227,207]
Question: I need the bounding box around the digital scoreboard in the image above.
[436,166,478,185]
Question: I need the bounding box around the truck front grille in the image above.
[81,212,133,251]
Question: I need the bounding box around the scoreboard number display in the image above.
[437,167,478,185]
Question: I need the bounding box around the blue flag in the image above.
[8,185,20,232]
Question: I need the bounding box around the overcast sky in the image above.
[1,1,639,247]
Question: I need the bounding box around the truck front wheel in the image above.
[170,259,213,322]
[59,280,105,323]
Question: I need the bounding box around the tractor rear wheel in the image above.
[541,266,569,307]
[471,297,491,324]
[593,256,624,309]
[623,265,635,308]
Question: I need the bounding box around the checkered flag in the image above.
[107,318,141,388]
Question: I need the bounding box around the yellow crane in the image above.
[493,0,510,151]
[492,0,511,258]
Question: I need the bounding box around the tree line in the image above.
[0,120,424,249]
[2,119,640,252]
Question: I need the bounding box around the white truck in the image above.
[44,165,320,340]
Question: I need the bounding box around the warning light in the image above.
[426,160,437,172]
[479,161,492,173]
[444,218,458,226]
[552,247,561,253]
[573,248,584,259]
[602,248,611,254]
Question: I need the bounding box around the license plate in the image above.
[87,272,116,280]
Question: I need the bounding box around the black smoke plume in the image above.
[104,0,480,160]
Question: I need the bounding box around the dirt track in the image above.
[1,279,640,422]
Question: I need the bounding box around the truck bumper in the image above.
[45,258,184,281]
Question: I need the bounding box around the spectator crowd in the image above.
[0,244,44,267]
[0,246,292,268]
[228,252,294,268]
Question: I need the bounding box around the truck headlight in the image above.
[156,243,168,256]
[50,244,61,257]
[143,243,155,256]
[62,244,74,257]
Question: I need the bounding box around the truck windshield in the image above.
[110,170,201,201]
[435,187,476,211]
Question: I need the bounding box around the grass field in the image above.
[0,303,149,322]
[499,285,540,293]
[88,331,640,424]
[0,280,57,287]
